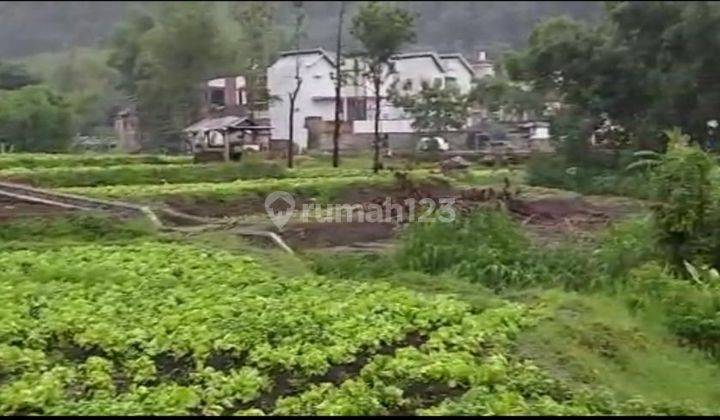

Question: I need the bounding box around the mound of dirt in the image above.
[165,195,318,219]
[507,196,610,227]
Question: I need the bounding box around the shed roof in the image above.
[184,116,254,133]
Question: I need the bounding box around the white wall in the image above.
[385,56,445,95]
[363,56,448,123]
[268,53,336,150]
[353,119,414,134]
[441,57,473,94]
[472,62,495,79]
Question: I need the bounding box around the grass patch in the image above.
[395,210,596,291]
[0,213,157,248]
[514,289,720,409]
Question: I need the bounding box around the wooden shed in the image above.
[184,116,272,162]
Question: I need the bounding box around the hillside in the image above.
[0,1,602,59]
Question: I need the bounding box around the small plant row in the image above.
[0,153,191,170]
[0,163,386,189]
[56,175,401,201]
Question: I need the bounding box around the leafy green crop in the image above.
[0,242,670,415]
[0,153,190,170]
[57,175,400,200]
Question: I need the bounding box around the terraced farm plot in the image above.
[0,163,380,189]
[56,175,401,201]
[0,242,686,416]
[0,153,191,170]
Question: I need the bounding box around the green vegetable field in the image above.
[2,151,720,415]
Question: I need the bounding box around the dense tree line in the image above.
[507,1,720,150]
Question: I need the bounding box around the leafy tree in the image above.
[232,2,286,119]
[49,49,122,136]
[107,9,155,97]
[391,81,469,135]
[351,1,415,173]
[0,62,40,90]
[133,2,227,151]
[469,75,544,121]
[0,85,73,152]
[509,2,720,146]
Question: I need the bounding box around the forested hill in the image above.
[0,1,602,59]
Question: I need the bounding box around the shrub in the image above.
[649,129,720,271]
[525,153,652,199]
[0,85,73,152]
[626,263,720,359]
[593,216,659,282]
[395,210,595,291]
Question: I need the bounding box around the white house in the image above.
[267,49,337,151]
[439,53,476,93]
[267,48,479,150]
[358,52,478,135]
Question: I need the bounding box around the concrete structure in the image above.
[202,76,248,118]
[113,107,142,153]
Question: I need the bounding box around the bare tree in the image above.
[332,1,346,168]
[287,2,305,169]
[351,2,415,173]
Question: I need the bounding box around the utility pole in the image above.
[332,1,346,168]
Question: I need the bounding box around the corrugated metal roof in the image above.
[184,116,249,133]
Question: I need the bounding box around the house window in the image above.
[209,88,225,106]
[432,77,443,89]
[445,77,457,89]
[347,97,367,121]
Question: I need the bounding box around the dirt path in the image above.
[277,222,398,249]
[0,195,78,221]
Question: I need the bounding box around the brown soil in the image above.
[153,352,194,384]
[165,177,641,249]
[0,195,78,222]
[505,195,642,245]
[163,177,459,219]
[336,179,458,207]
[233,330,433,414]
[278,222,397,249]
[165,195,280,218]
[508,196,610,228]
